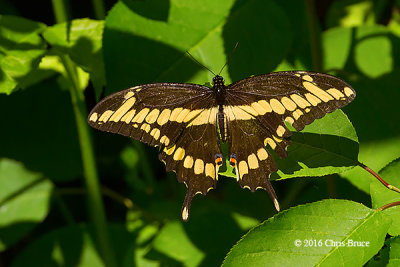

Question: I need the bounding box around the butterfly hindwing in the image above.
[159,108,220,221]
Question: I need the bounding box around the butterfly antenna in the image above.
[218,42,239,76]
[186,51,216,76]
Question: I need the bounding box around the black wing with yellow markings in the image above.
[224,71,355,210]
[88,70,356,221]
[88,83,220,221]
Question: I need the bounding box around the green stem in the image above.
[51,0,69,23]
[91,0,106,20]
[50,1,116,266]
[61,55,117,267]
[304,0,323,71]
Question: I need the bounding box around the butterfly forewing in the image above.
[88,83,214,148]
[226,71,356,131]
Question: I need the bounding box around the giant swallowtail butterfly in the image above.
[88,71,355,221]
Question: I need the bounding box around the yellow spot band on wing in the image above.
[89,112,98,122]
[132,108,150,123]
[99,110,113,122]
[344,86,354,97]
[257,148,268,161]
[194,159,204,174]
[305,93,321,106]
[276,125,286,137]
[285,116,294,125]
[205,163,215,179]
[121,109,136,123]
[160,135,170,146]
[150,128,160,140]
[293,109,304,119]
[270,99,286,114]
[247,154,259,169]
[110,97,136,122]
[327,88,345,100]
[303,81,333,102]
[281,97,297,111]
[183,109,203,123]
[145,109,160,124]
[238,161,249,177]
[124,91,134,99]
[290,94,311,109]
[251,102,270,115]
[140,123,151,133]
[157,109,171,126]
[264,138,276,149]
[226,106,253,120]
[164,145,176,155]
[257,100,272,113]
[173,147,185,161]
[170,108,183,121]
[184,156,194,168]
[302,75,313,82]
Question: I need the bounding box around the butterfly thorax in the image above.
[212,75,226,106]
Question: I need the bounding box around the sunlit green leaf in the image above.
[103,0,291,93]
[0,159,53,251]
[43,18,105,97]
[223,199,390,267]
[0,15,46,94]
[273,110,358,180]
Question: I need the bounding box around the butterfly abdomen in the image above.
[217,110,229,143]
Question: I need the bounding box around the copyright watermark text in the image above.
[294,239,370,248]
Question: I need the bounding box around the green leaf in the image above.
[0,77,82,181]
[0,159,53,251]
[355,26,393,78]
[323,25,394,78]
[146,199,250,266]
[323,26,400,193]
[223,199,390,267]
[0,15,47,94]
[42,18,105,97]
[323,27,352,71]
[11,224,134,267]
[151,221,205,267]
[272,109,359,180]
[370,158,400,236]
[103,0,291,92]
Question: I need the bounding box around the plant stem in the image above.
[304,0,323,71]
[377,201,400,211]
[91,0,105,20]
[51,0,69,24]
[61,54,117,267]
[51,0,116,266]
[359,162,400,194]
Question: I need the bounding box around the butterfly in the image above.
[88,71,355,221]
